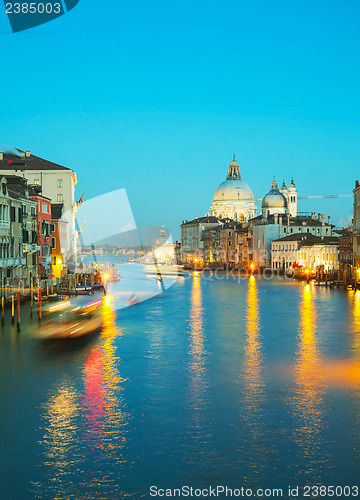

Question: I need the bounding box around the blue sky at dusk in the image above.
[1,0,359,238]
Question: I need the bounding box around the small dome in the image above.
[213,179,254,202]
[289,177,296,190]
[262,176,288,210]
[280,180,288,193]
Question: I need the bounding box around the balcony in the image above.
[23,243,32,253]
[0,257,26,267]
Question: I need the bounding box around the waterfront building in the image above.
[210,155,257,222]
[0,176,26,289]
[236,226,252,268]
[180,216,220,265]
[51,203,68,279]
[5,175,38,287]
[30,192,52,280]
[337,227,353,276]
[201,220,250,268]
[202,226,221,265]
[271,233,339,271]
[219,219,240,266]
[0,150,77,267]
[250,210,333,268]
[353,180,360,269]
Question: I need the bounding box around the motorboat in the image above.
[34,298,103,340]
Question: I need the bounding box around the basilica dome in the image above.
[210,155,257,222]
[213,179,255,202]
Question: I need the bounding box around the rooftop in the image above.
[273,234,339,245]
[0,150,72,172]
[181,216,220,226]
[249,213,332,227]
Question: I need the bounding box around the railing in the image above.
[0,257,26,266]
[0,221,10,229]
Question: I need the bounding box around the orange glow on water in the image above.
[244,275,263,394]
[189,270,206,391]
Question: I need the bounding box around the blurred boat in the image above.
[128,293,141,306]
[34,293,69,302]
[34,298,103,340]
[144,263,181,276]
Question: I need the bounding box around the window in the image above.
[57,179,63,188]
[52,237,56,248]
[31,206,36,218]
[50,223,55,233]
[42,202,48,214]
[57,194,63,202]
[34,179,40,185]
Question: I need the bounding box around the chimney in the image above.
[0,152,3,160]
[356,180,359,189]
[318,213,321,221]
[328,215,331,225]
[274,213,278,224]
[321,214,325,226]
[25,150,31,158]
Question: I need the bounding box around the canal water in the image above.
[0,269,360,499]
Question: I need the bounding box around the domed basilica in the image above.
[210,155,257,222]
[261,176,297,217]
[209,155,298,222]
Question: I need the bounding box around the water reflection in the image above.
[36,297,130,498]
[186,272,209,452]
[292,284,327,482]
[188,272,206,400]
[81,296,130,492]
[35,381,82,498]
[350,291,360,466]
[243,276,264,406]
[352,291,360,361]
[241,276,266,479]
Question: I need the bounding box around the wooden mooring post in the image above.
[38,287,42,322]
[1,296,4,326]
[11,295,14,324]
[30,282,33,318]
[16,292,20,332]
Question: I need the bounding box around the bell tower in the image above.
[288,178,297,217]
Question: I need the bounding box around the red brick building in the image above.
[30,193,52,280]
